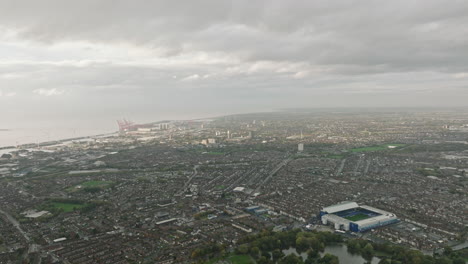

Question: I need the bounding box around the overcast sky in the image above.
[1,0,468,127]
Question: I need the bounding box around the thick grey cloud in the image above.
[0,0,468,130]
[2,0,468,72]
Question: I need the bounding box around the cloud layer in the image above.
[1,0,468,125]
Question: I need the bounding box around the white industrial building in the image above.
[298,143,304,152]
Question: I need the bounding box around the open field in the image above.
[50,202,88,212]
[345,213,371,221]
[350,144,406,152]
[66,180,114,192]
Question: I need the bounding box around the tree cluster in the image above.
[347,239,466,264]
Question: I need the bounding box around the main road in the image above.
[177,165,199,196]
[0,208,30,242]
[252,157,292,196]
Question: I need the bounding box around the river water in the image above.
[283,244,380,264]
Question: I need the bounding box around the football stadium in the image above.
[320,202,398,232]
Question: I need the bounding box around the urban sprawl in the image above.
[0,110,467,263]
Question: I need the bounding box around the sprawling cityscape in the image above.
[2,0,468,263]
[0,110,467,263]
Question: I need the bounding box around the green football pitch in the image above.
[345,213,370,221]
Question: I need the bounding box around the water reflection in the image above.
[282,244,380,264]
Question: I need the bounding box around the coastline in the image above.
[0,132,117,154]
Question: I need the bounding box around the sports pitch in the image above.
[344,213,371,221]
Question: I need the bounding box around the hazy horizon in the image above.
[2,105,468,148]
[2,0,468,145]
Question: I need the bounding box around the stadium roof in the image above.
[322,214,351,225]
[322,201,359,214]
[359,205,392,216]
[354,214,396,225]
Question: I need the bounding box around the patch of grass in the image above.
[227,255,254,264]
[194,210,215,220]
[50,202,87,213]
[81,180,113,187]
[350,144,406,153]
[345,213,371,221]
[374,250,392,258]
[66,180,114,192]
[416,168,441,177]
[399,143,468,153]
